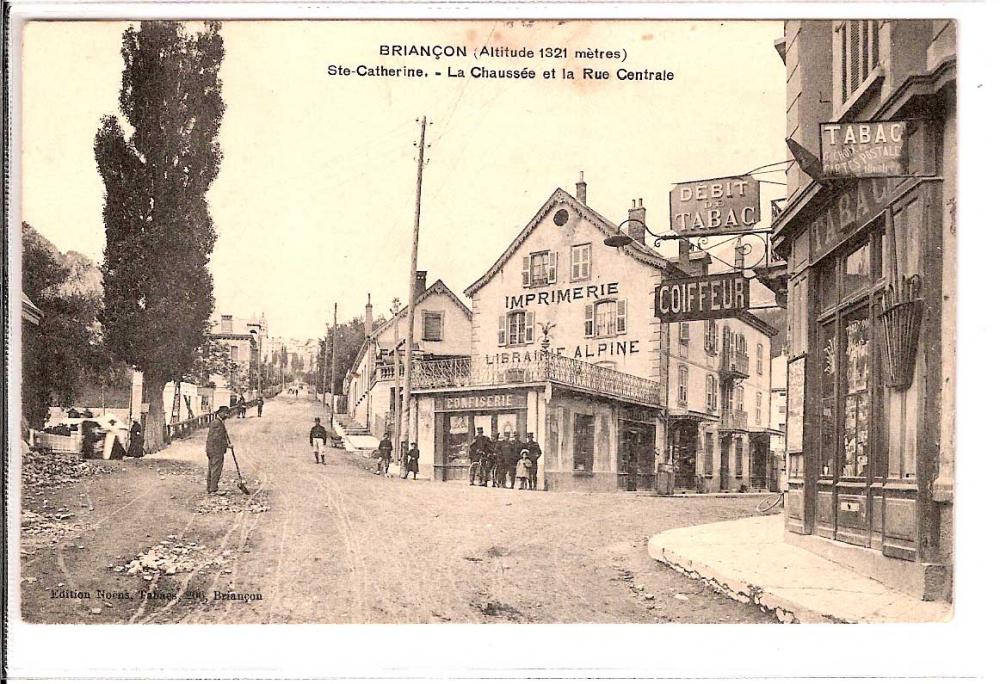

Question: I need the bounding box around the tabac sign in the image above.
[669,175,760,235]
[654,273,750,322]
[820,120,908,178]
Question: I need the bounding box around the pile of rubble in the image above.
[195,491,270,515]
[20,509,84,550]
[111,535,235,579]
[22,450,117,490]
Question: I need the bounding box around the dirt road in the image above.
[20,395,776,624]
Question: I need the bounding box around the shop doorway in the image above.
[750,437,769,490]
[671,421,699,490]
[619,421,656,491]
[719,436,731,491]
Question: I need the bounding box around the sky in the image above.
[21,20,787,340]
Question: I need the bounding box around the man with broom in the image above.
[205,406,231,495]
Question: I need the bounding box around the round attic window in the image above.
[553,209,569,226]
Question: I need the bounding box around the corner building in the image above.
[771,20,955,600]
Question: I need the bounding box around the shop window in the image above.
[522,250,558,288]
[843,242,871,300]
[819,259,838,313]
[500,311,534,346]
[735,438,744,477]
[841,309,871,478]
[570,243,592,281]
[890,198,924,279]
[422,311,443,341]
[756,343,764,374]
[704,433,714,475]
[836,20,880,106]
[678,365,688,405]
[820,321,837,477]
[573,414,595,473]
[706,374,717,411]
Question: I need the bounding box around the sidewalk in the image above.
[648,515,952,624]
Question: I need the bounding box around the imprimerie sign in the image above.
[820,120,908,178]
[654,273,750,322]
[669,175,760,235]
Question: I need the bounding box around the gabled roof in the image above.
[346,279,471,380]
[464,187,687,297]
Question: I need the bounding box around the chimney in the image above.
[575,171,587,205]
[678,239,691,272]
[415,270,428,296]
[364,293,373,337]
[627,198,647,245]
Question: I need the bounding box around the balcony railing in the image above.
[412,353,663,406]
[719,348,750,380]
[720,408,748,432]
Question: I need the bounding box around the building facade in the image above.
[344,274,472,440]
[208,312,268,406]
[771,20,955,600]
[409,177,778,492]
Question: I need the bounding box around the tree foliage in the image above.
[95,21,225,450]
[21,223,110,427]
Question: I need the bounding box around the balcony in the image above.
[412,353,663,407]
[720,408,748,432]
[719,348,750,381]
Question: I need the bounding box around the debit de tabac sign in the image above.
[654,272,750,323]
[669,175,760,235]
[820,120,908,178]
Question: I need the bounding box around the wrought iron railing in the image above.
[720,348,750,378]
[412,353,663,406]
[720,409,748,432]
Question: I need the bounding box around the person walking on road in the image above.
[524,432,542,490]
[309,417,328,465]
[205,406,231,494]
[127,419,144,459]
[237,394,247,419]
[256,396,264,418]
[376,432,393,476]
[402,441,420,480]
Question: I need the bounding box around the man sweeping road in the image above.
[205,406,231,494]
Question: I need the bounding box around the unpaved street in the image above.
[20,395,776,624]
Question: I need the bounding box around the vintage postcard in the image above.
[3,3,986,681]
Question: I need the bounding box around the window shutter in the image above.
[522,257,530,287]
[498,315,507,346]
[547,251,558,283]
[525,311,535,343]
[616,299,627,334]
[582,245,591,279]
[584,304,594,337]
[679,322,689,343]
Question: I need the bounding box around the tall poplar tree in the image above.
[95,21,225,451]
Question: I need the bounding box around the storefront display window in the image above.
[843,243,871,299]
[842,311,871,478]
[820,321,837,477]
[573,414,595,472]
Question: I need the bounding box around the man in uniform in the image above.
[309,417,328,465]
[256,396,264,418]
[468,427,491,486]
[205,406,231,494]
[508,432,524,489]
[377,431,393,476]
[524,432,542,490]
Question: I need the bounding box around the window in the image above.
[573,414,595,473]
[500,311,535,346]
[678,323,689,358]
[678,365,688,405]
[735,386,744,412]
[586,299,627,338]
[570,243,592,281]
[755,392,763,424]
[230,345,239,361]
[422,311,443,341]
[706,374,717,411]
[704,433,714,476]
[756,343,764,374]
[704,320,718,354]
[522,250,558,287]
[221,315,233,334]
[836,20,880,105]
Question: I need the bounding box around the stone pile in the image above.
[20,509,84,550]
[195,492,270,515]
[112,535,234,580]
[22,450,117,490]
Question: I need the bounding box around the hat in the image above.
[520,449,529,456]
[527,432,534,439]
[216,406,230,416]
[315,417,322,423]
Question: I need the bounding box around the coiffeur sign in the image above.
[654,273,750,322]
[820,120,908,178]
[669,175,760,235]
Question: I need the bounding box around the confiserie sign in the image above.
[669,175,760,235]
[435,392,528,412]
[820,120,908,178]
[654,273,750,322]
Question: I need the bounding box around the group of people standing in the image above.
[468,428,541,490]
[374,433,420,480]
[234,394,264,419]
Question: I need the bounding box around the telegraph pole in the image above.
[330,303,338,425]
[401,115,427,451]
[391,298,403,470]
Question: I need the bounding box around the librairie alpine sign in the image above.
[820,120,908,178]
[654,273,750,322]
[669,175,760,235]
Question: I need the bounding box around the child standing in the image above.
[309,417,328,465]
[516,449,531,490]
[402,442,420,480]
